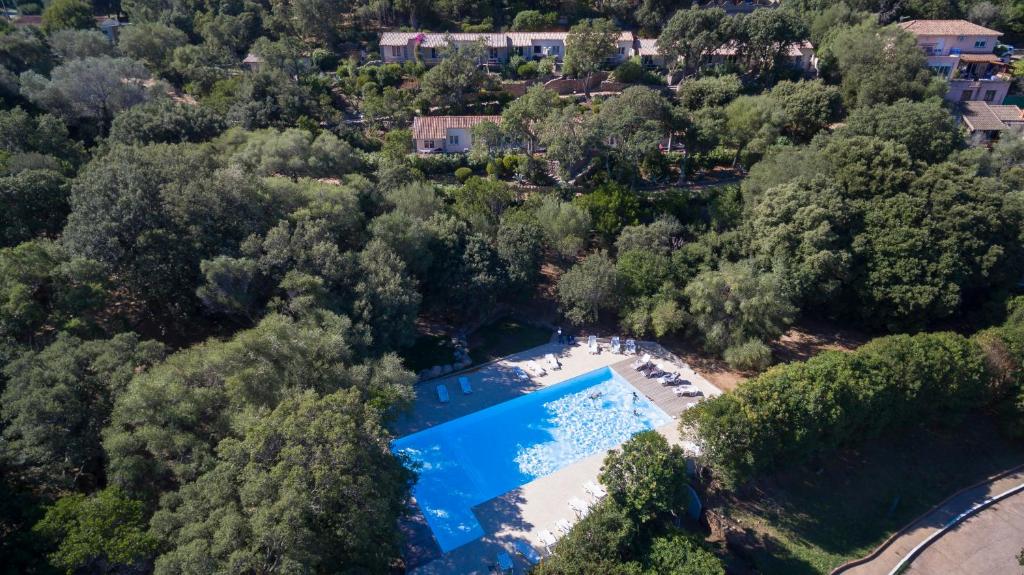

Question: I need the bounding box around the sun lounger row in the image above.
[588,335,638,355]
[492,482,610,571]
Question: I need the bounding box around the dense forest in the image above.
[1,0,1023,572]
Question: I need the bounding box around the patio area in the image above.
[394,338,722,574]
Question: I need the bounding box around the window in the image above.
[975,40,987,48]
[552,45,560,55]
[957,35,965,41]
[984,89,997,102]
[961,89,973,101]
[930,65,952,77]
[431,48,437,58]
[448,135,459,145]
[534,45,541,54]
[425,140,434,149]
[618,46,625,55]
[391,46,402,57]
[490,47,498,59]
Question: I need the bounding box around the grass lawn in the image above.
[469,318,551,364]
[401,333,456,373]
[716,416,1024,574]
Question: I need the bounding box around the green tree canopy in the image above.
[821,22,938,108]
[684,261,796,354]
[841,98,962,164]
[41,0,94,34]
[657,7,729,74]
[419,38,487,112]
[34,488,157,575]
[149,388,413,574]
[564,18,619,95]
[558,250,618,325]
[600,431,688,523]
[21,57,155,134]
[1,333,164,493]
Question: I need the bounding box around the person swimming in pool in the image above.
[633,408,640,416]
[632,391,639,402]
[589,391,603,400]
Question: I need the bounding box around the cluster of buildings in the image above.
[393,18,1023,151]
[379,31,818,77]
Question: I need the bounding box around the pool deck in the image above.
[396,339,722,574]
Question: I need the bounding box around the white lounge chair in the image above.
[584,480,608,499]
[527,360,547,377]
[556,518,573,534]
[674,387,704,397]
[514,540,542,566]
[631,353,652,370]
[513,367,530,381]
[657,372,679,386]
[610,336,621,354]
[458,376,472,394]
[538,529,557,552]
[569,497,591,518]
[496,550,514,574]
[544,353,561,370]
[436,384,450,403]
[588,335,599,355]
[625,338,637,354]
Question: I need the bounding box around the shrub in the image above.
[409,153,466,175]
[485,160,502,177]
[614,58,646,84]
[310,48,338,71]
[454,166,473,182]
[511,10,556,31]
[517,61,538,78]
[683,330,993,487]
[723,339,773,372]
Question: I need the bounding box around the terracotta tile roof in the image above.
[961,101,1014,131]
[412,115,502,140]
[990,105,1024,123]
[380,32,507,48]
[959,53,1005,64]
[506,32,567,46]
[637,38,659,56]
[380,32,417,46]
[898,19,1001,37]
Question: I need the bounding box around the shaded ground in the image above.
[711,416,1024,574]
[469,318,552,364]
[661,319,868,392]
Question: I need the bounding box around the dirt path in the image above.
[832,466,1024,575]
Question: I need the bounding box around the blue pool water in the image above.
[393,366,671,552]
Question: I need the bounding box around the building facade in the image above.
[898,19,1011,104]
[380,31,818,78]
[411,115,503,153]
[381,31,637,66]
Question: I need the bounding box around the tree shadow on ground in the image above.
[717,416,1024,574]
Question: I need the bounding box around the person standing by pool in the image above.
[632,391,639,403]
[557,327,563,344]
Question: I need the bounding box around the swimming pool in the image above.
[393,366,671,552]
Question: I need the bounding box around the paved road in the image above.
[834,467,1024,575]
[903,490,1024,575]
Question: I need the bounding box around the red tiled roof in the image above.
[898,19,1001,37]
[380,32,507,48]
[412,115,502,140]
[961,101,1014,131]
